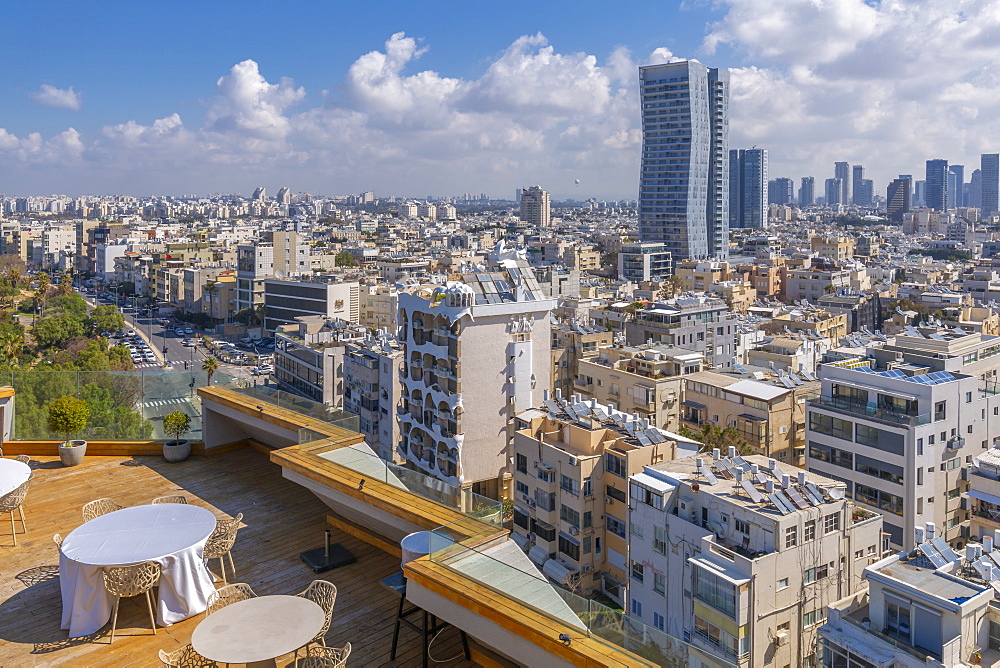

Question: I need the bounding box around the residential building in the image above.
[626,295,737,369]
[519,186,551,227]
[203,275,237,323]
[550,319,613,399]
[359,283,398,331]
[618,242,672,282]
[767,177,793,206]
[575,343,703,431]
[969,447,1000,543]
[824,178,844,208]
[263,278,360,332]
[638,60,730,260]
[675,260,730,292]
[800,176,816,207]
[730,149,768,228]
[511,396,698,601]
[273,315,367,406]
[835,162,851,205]
[397,243,555,496]
[811,236,855,261]
[236,230,308,312]
[629,452,882,667]
[926,159,949,212]
[982,154,999,216]
[342,332,404,463]
[816,290,883,334]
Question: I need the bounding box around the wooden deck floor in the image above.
[0,448,480,667]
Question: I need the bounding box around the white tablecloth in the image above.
[59,504,218,638]
[0,458,31,497]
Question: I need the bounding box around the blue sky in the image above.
[4,1,1000,199]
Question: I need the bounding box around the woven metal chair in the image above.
[157,643,217,667]
[203,513,242,584]
[0,478,30,546]
[294,580,338,656]
[53,533,63,549]
[82,498,124,522]
[102,560,161,643]
[206,582,257,615]
[151,495,188,505]
[300,643,351,668]
[15,454,30,465]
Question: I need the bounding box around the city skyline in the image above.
[5,1,1000,199]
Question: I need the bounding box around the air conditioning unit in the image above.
[521,494,530,504]
[605,496,613,505]
[775,632,788,647]
[569,526,579,536]
[528,500,536,508]
[568,455,579,466]
[582,564,593,573]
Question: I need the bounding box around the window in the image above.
[631,561,644,582]
[809,413,852,440]
[631,598,642,617]
[537,468,555,483]
[989,620,1000,651]
[606,515,626,539]
[803,608,826,627]
[515,480,528,496]
[630,521,643,538]
[654,572,665,595]
[560,474,578,495]
[653,611,665,631]
[967,391,973,403]
[558,534,580,561]
[694,566,737,617]
[560,505,580,527]
[886,600,910,641]
[582,476,593,496]
[804,520,816,542]
[785,526,798,548]
[776,621,790,632]
[855,454,904,485]
[516,453,527,474]
[513,508,529,530]
[917,437,923,456]
[606,453,626,478]
[804,562,830,584]
[583,511,592,529]
[855,484,903,515]
[653,526,667,555]
[606,484,626,503]
[582,536,591,554]
[534,489,555,511]
[735,518,750,534]
[777,577,789,590]
[824,512,841,533]
[631,483,663,508]
[934,400,947,422]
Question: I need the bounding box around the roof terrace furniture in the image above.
[206,582,256,616]
[192,594,325,667]
[0,457,31,497]
[292,580,338,660]
[102,560,161,643]
[53,533,63,550]
[60,504,218,638]
[0,475,30,547]
[300,643,352,668]
[202,512,242,585]
[82,498,124,522]
[157,643,218,667]
[15,454,30,465]
[152,495,189,505]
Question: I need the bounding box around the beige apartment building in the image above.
[762,307,848,343]
[675,260,731,292]
[359,282,398,331]
[511,395,697,602]
[574,343,704,432]
[550,319,613,399]
[810,235,855,260]
[681,370,820,466]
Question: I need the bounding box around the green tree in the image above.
[334,250,357,267]
[679,423,754,456]
[85,304,126,336]
[45,293,88,319]
[47,395,90,443]
[658,275,684,300]
[162,410,191,444]
[34,314,85,349]
[202,357,219,385]
[232,303,265,327]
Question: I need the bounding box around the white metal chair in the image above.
[206,582,256,615]
[82,498,123,522]
[300,643,351,668]
[0,478,30,546]
[101,560,161,643]
[157,643,217,667]
[151,495,188,505]
[294,580,338,658]
[203,513,242,584]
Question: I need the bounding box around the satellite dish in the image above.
[274,269,286,279]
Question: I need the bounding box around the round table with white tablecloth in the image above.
[59,503,218,637]
[0,458,31,498]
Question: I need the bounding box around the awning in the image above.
[542,558,576,585]
[683,401,706,409]
[511,531,530,551]
[738,413,767,422]
[968,489,1000,507]
[528,544,549,565]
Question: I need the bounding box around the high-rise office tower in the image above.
[834,162,851,205]
[925,159,949,211]
[982,154,999,216]
[767,177,793,206]
[729,148,767,228]
[854,179,874,206]
[947,165,965,208]
[851,165,865,205]
[886,178,911,222]
[970,169,983,210]
[915,180,926,207]
[800,176,815,206]
[825,178,844,206]
[639,60,730,259]
[518,185,551,226]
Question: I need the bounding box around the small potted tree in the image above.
[161,410,192,462]
[49,395,90,467]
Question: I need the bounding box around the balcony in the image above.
[808,397,931,427]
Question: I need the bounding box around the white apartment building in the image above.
[397,242,555,497]
[629,452,883,667]
[273,316,367,406]
[263,278,360,332]
[236,230,308,312]
[618,242,672,282]
[342,332,403,463]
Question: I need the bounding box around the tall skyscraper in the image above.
[834,162,851,205]
[729,148,767,228]
[970,168,983,210]
[276,186,292,205]
[800,176,815,206]
[639,60,730,260]
[854,179,874,206]
[886,178,911,222]
[518,185,551,226]
[925,159,949,211]
[915,180,926,207]
[825,178,844,206]
[947,165,964,208]
[767,177,793,206]
[982,154,999,216]
[251,186,266,201]
[851,165,865,205]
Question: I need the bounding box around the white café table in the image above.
[59,504,218,638]
[0,458,31,497]
[192,595,325,668]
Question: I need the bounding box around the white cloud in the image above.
[30,84,82,110]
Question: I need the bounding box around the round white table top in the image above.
[0,459,31,497]
[192,595,326,664]
[62,504,217,567]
